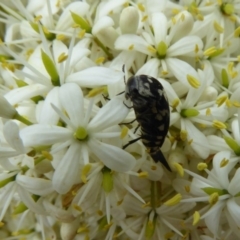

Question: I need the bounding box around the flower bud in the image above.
[198,86,218,102]
[120,7,139,34]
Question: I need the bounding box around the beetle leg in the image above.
[123,137,142,149]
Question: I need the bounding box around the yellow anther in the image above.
[173,162,184,177]
[34,15,42,22]
[180,130,188,141]
[232,101,240,107]
[234,26,240,37]
[184,185,190,193]
[171,99,180,109]
[171,17,176,24]
[195,44,199,53]
[117,199,123,205]
[151,165,157,170]
[120,126,128,139]
[57,34,66,40]
[164,232,175,239]
[188,139,193,145]
[197,14,204,21]
[42,26,50,34]
[95,57,105,64]
[220,158,229,167]
[58,53,68,63]
[164,193,182,206]
[81,164,92,183]
[204,46,216,57]
[0,222,4,227]
[212,120,227,129]
[187,75,200,88]
[216,95,228,107]
[147,45,157,53]
[142,202,151,208]
[138,3,145,12]
[138,171,148,178]
[192,211,200,226]
[206,108,211,115]
[197,162,208,171]
[209,192,219,205]
[41,151,53,160]
[141,15,148,22]
[73,204,82,212]
[214,21,224,33]
[180,13,185,21]
[97,210,103,216]
[78,29,86,38]
[128,44,134,50]
[87,87,106,97]
[172,9,180,15]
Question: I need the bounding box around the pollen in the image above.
[192,211,200,226]
[234,26,240,37]
[120,126,128,139]
[138,171,148,178]
[164,193,182,206]
[95,57,105,64]
[147,45,157,53]
[138,3,145,12]
[212,120,227,129]
[87,87,105,97]
[128,44,134,50]
[173,162,184,177]
[58,53,68,63]
[187,75,200,88]
[209,192,219,205]
[197,162,208,171]
[220,158,229,167]
[213,21,224,33]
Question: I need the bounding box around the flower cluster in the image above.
[0,0,240,239]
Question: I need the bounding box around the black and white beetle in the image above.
[123,75,171,171]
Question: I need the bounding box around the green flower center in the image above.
[74,127,88,141]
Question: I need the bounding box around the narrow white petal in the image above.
[136,58,160,78]
[66,67,124,87]
[88,96,129,132]
[151,12,167,44]
[182,119,210,158]
[88,139,136,172]
[17,185,47,214]
[3,121,25,152]
[115,34,152,55]
[92,16,114,35]
[228,168,240,196]
[168,36,203,57]
[227,198,240,226]
[39,87,60,125]
[53,142,81,194]
[59,83,84,128]
[16,175,54,196]
[20,124,72,146]
[165,58,199,87]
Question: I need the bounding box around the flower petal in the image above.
[66,67,124,87]
[59,83,84,128]
[16,175,54,196]
[88,96,129,132]
[20,124,72,146]
[88,139,136,172]
[53,142,81,194]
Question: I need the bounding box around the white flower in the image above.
[20,83,136,194]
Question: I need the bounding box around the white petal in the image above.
[92,16,114,35]
[66,67,124,87]
[165,58,199,88]
[182,119,209,158]
[4,84,48,105]
[88,139,136,172]
[228,168,240,196]
[115,34,152,55]
[136,58,160,78]
[53,142,81,194]
[20,124,72,146]
[59,83,84,128]
[17,185,46,214]
[55,2,89,31]
[88,96,129,132]
[16,175,54,196]
[227,198,240,227]
[168,36,203,57]
[3,121,25,152]
[212,151,234,189]
[151,12,167,44]
[39,87,60,125]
